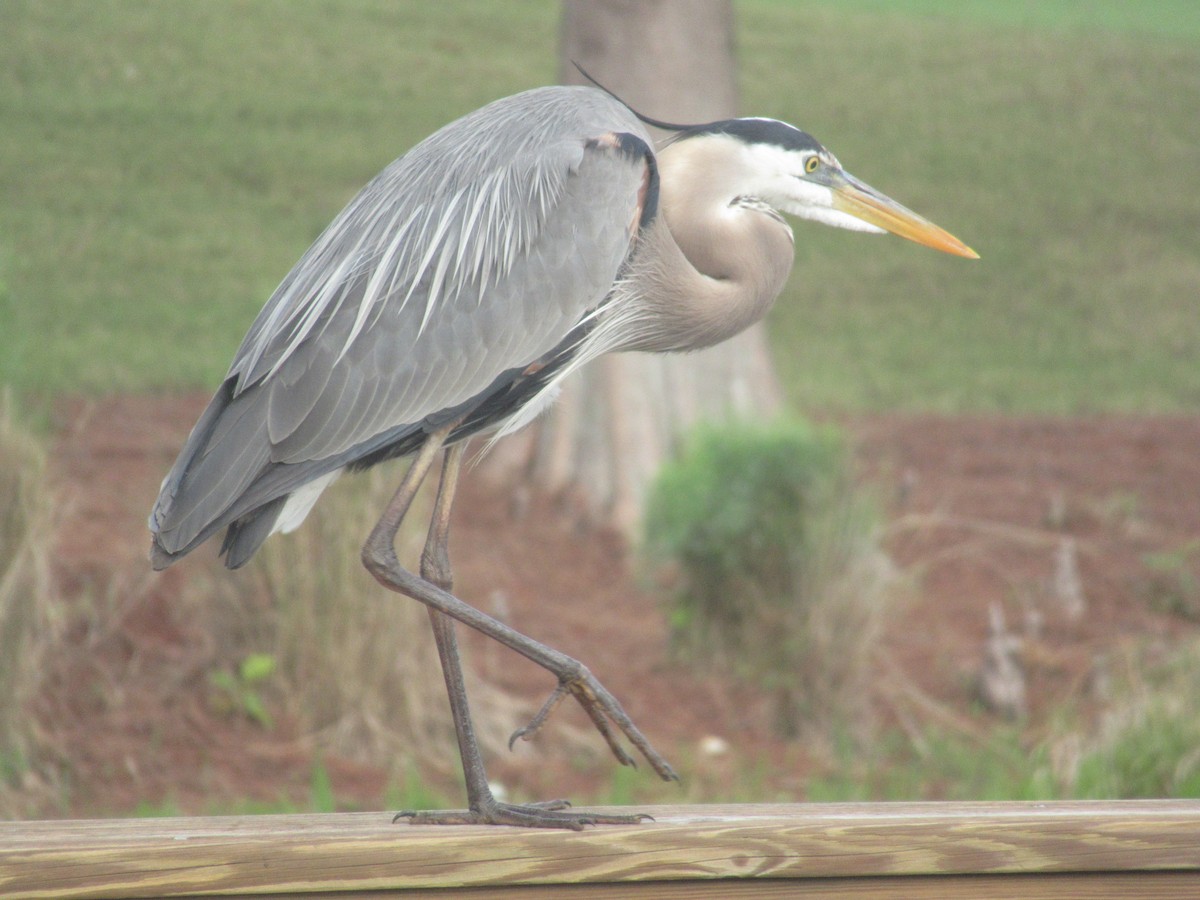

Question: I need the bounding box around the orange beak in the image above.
[832,172,979,259]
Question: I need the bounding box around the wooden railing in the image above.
[2,800,1198,898]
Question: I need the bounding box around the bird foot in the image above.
[394,799,651,830]
[509,665,680,784]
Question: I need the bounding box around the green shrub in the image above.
[644,419,891,738]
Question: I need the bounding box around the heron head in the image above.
[670,117,979,259]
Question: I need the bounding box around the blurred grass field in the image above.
[3,2,1200,815]
[1,0,1198,411]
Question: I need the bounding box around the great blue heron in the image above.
[150,84,976,828]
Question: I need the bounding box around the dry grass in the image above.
[1063,639,1200,798]
[774,518,898,741]
[251,462,520,781]
[0,394,64,815]
[0,422,523,814]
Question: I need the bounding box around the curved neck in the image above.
[617,138,795,353]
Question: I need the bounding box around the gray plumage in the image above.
[151,87,648,567]
[149,81,976,828]
[150,84,975,571]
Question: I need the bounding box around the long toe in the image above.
[514,667,679,783]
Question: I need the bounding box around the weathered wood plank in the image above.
[274,873,1200,899]
[1,801,1197,899]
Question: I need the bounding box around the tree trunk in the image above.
[513,0,784,533]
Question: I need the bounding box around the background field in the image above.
[2,2,1199,818]
[2,0,1198,410]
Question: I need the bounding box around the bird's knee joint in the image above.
[559,659,591,688]
[361,539,395,577]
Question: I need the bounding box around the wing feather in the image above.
[150,85,652,561]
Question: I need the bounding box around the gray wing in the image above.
[150,85,652,566]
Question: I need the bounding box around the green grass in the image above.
[0,1,558,394]
[745,3,1200,411]
[0,0,1197,410]
[808,637,1200,803]
[129,759,455,818]
[796,0,1200,40]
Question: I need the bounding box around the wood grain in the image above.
[1,801,1197,899]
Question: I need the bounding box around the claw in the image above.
[510,682,570,749]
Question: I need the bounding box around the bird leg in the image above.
[364,428,674,828]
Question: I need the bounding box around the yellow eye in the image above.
[804,156,820,174]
